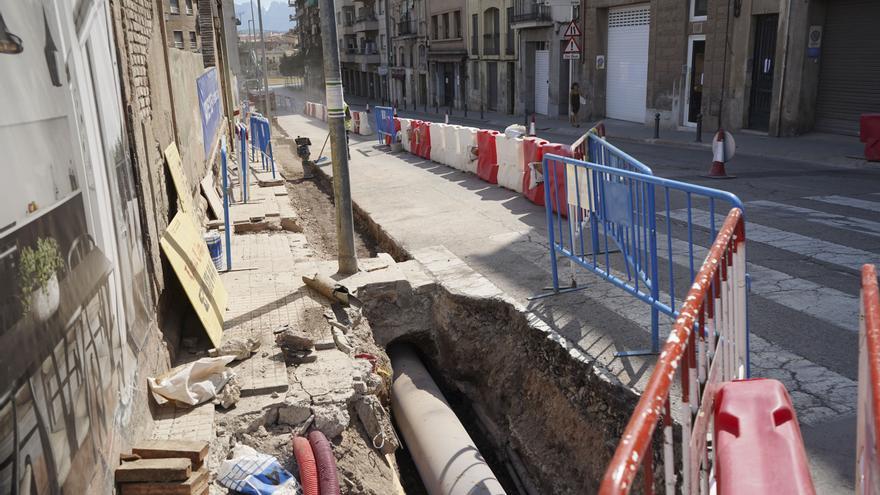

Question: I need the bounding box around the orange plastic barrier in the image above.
[476,130,499,184]
[522,137,549,205]
[714,379,816,495]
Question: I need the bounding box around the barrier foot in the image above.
[526,284,590,301]
[614,348,660,358]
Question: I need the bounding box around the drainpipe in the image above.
[390,345,507,495]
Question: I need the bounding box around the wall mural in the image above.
[0,1,151,493]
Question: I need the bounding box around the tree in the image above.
[279,53,303,77]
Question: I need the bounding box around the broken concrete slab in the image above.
[312,403,350,439]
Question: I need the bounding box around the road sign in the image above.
[563,38,581,55]
[562,20,582,38]
[563,53,581,60]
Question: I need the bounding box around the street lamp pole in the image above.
[318,0,358,274]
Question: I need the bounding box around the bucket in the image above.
[204,231,223,271]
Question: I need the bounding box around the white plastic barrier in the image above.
[441,125,459,168]
[429,123,447,164]
[398,118,413,152]
[357,112,373,135]
[496,134,525,193]
[457,127,479,174]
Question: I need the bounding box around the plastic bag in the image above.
[217,445,302,495]
[148,356,235,406]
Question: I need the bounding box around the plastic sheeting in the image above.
[495,133,525,193]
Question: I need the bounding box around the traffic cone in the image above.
[706,129,734,179]
[529,114,536,136]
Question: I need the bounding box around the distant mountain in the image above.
[235,0,294,33]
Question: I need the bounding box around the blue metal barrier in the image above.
[374,106,396,145]
[586,131,654,175]
[220,136,232,270]
[539,153,747,357]
[238,122,249,202]
[248,114,276,178]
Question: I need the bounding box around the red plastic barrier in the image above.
[408,120,421,153]
[352,112,361,134]
[861,114,880,162]
[543,143,573,216]
[522,137,549,205]
[714,379,816,495]
[476,130,500,184]
[415,121,431,160]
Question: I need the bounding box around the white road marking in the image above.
[750,200,880,238]
[807,195,880,214]
[668,208,878,272]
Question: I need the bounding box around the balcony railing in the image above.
[398,20,417,36]
[511,3,552,24]
[483,33,499,55]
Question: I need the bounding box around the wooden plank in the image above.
[131,440,209,466]
[115,458,191,483]
[201,174,224,220]
[119,468,208,495]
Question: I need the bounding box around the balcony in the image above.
[483,33,499,56]
[511,2,552,27]
[354,13,379,32]
[341,46,381,65]
[397,20,417,37]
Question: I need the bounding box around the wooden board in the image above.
[119,468,208,495]
[164,142,196,214]
[115,458,191,483]
[131,440,210,466]
[160,213,227,347]
[200,174,224,220]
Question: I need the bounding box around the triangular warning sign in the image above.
[563,38,581,54]
[563,20,582,38]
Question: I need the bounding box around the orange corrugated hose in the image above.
[292,436,319,495]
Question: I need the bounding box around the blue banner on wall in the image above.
[197,68,222,155]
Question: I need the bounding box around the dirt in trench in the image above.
[271,122,377,260]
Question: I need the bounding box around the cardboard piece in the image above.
[160,213,227,347]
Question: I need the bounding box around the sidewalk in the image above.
[338,93,868,170]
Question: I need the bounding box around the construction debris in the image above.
[209,337,261,360]
[216,444,301,494]
[355,395,400,455]
[115,458,191,483]
[148,356,236,407]
[302,272,361,307]
[131,440,209,469]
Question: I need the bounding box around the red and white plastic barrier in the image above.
[496,134,525,193]
[398,118,413,152]
[541,143,573,216]
[356,112,372,135]
[459,127,479,174]
[476,130,499,184]
[714,379,815,495]
[352,112,361,134]
[440,124,459,168]
[522,137,550,206]
[411,120,431,160]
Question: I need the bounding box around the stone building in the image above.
[578,0,880,136]
[388,0,430,109]
[465,0,517,114]
[426,0,468,109]
[294,0,326,101]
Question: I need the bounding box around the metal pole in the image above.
[319,0,358,274]
[256,0,272,125]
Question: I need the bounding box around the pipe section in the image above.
[308,430,341,495]
[390,345,507,495]
[292,436,319,495]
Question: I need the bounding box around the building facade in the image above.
[578,0,880,136]
[465,0,517,114]
[338,0,389,101]
[389,0,430,109]
[511,0,577,117]
[293,0,325,101]
[164,0,201,51]
[426,0,467,109]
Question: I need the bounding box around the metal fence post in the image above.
[221,136,232,270]
[543,158,559,291]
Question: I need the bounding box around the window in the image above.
[443,13,449,39]
[471,14,478,55]
[506,7,514,54]
[400,47,405,66]
[185,0,193,14]
[483,8,499,55]
[432,15,438,39]
[381,34,386,53]
[454,11,461,38]
[189,31,197,50]
[691,0,707,19]
[169,0,180,14]
[173,30,184,49]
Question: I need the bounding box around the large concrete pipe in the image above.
[390,345,507,495]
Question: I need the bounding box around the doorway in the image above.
[684,35,705,126]
[534,49,549,115]
[748,14,778,131]
[443,64,455,107]
[486,62,498,111]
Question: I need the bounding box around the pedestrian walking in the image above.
[569,83,581,128]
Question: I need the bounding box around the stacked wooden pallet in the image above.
[115,440,210,495]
